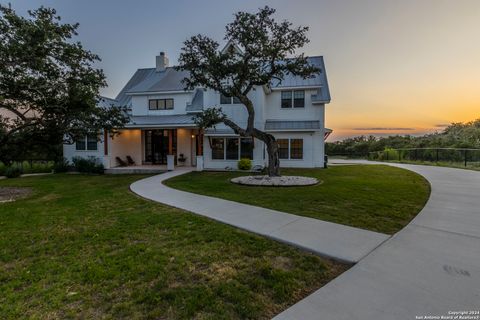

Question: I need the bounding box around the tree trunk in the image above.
[250,129,280,177]
[222,118,281,177]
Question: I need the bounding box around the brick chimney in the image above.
[155,52,169,72]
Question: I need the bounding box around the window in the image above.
[210,137,254,160]
[277,138,303,160]
[211,138,224,160]
[281,91,292,108]
[294,90,305,108]
[240,138,254,159]
[75,136,86,151]
[220,93,241,104]
[226,138,239,160]
[290,139,303,159]
[277,139,289,159]
[148,99,174,110]
[76,135,98,151]
[220,93,231,104]
[281,90,305,108]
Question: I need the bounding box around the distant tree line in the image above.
[326,119,480,157]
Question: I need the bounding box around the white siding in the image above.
[130,92,192,116]
[265,89,322,121]
[107,129,142,168]
[63,135,106,166]
[177,128,193,166]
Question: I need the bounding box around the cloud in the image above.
[352,127,415,131]
[434,124,449,128]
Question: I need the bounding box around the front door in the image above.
[144,129,177,164]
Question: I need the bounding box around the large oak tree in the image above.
[177,6,319,176]
[0,5,127,164]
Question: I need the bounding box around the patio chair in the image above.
[116,157,128,167]
[126,155,136,166]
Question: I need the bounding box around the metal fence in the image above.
[368,148,480,168]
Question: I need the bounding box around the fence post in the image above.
[436,149,439,163]
[464,150,468,167]
[398,150,401,161]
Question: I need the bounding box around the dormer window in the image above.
[149,99,174,110]
[220,93,241,104]
[281,90,305,108]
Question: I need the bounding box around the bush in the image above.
[238,158,252,170]
[72,156,104,174]
[21,161,54,174]
[53,158,70,173]
[5,166,23,178]
[379,148,400,161]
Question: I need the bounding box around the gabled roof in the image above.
[270,56,331,103]
[114,68,190,107]
[97,96,118,108]
[186,89,204,113]
[114,56,331,106]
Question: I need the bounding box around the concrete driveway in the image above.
[274,160,480,319]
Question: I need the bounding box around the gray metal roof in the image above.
[265,120,321,131]
[126,114,196,128]
[271,56,331,103]
[204,128,236,135]
[114,56,330,107]
[126,68,190,94]
[186,89,204,112]
[97,96,118,108]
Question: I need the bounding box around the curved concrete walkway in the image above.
[130,168,389,263]
[275,160,480,319]
[131,162,480,319]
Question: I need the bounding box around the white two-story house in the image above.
[64,46,331,171]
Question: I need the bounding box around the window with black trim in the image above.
[210,137,254,160]
[281,91,292,108]
[277,138,303,160]
[226,138,239,160]
[281,90,305,108]
[220,93,241,104]
[290,139,303,159]
[240,138,254,159]
[211,138,224,159]
[148,98,174,110]
[277,139,289,159]
[294,90,305,108]
[76,135,98,151]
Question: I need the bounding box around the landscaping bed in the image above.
[165,165,430,235]
[0,174,347,319]
[0,187,32,202]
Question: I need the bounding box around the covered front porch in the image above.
[103,127,203,170]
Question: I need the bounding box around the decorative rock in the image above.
[231,175,319,187]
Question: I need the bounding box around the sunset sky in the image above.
[12,0,480,140]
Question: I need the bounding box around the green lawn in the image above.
[0,174,347,319]
[165,165,430,235]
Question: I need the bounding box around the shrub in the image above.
[53,158,70,173]
[72,156,104,174]
[5,166,23,178]
[21,161,54,174]
[379,148,400,161]
[238,158,252,170]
